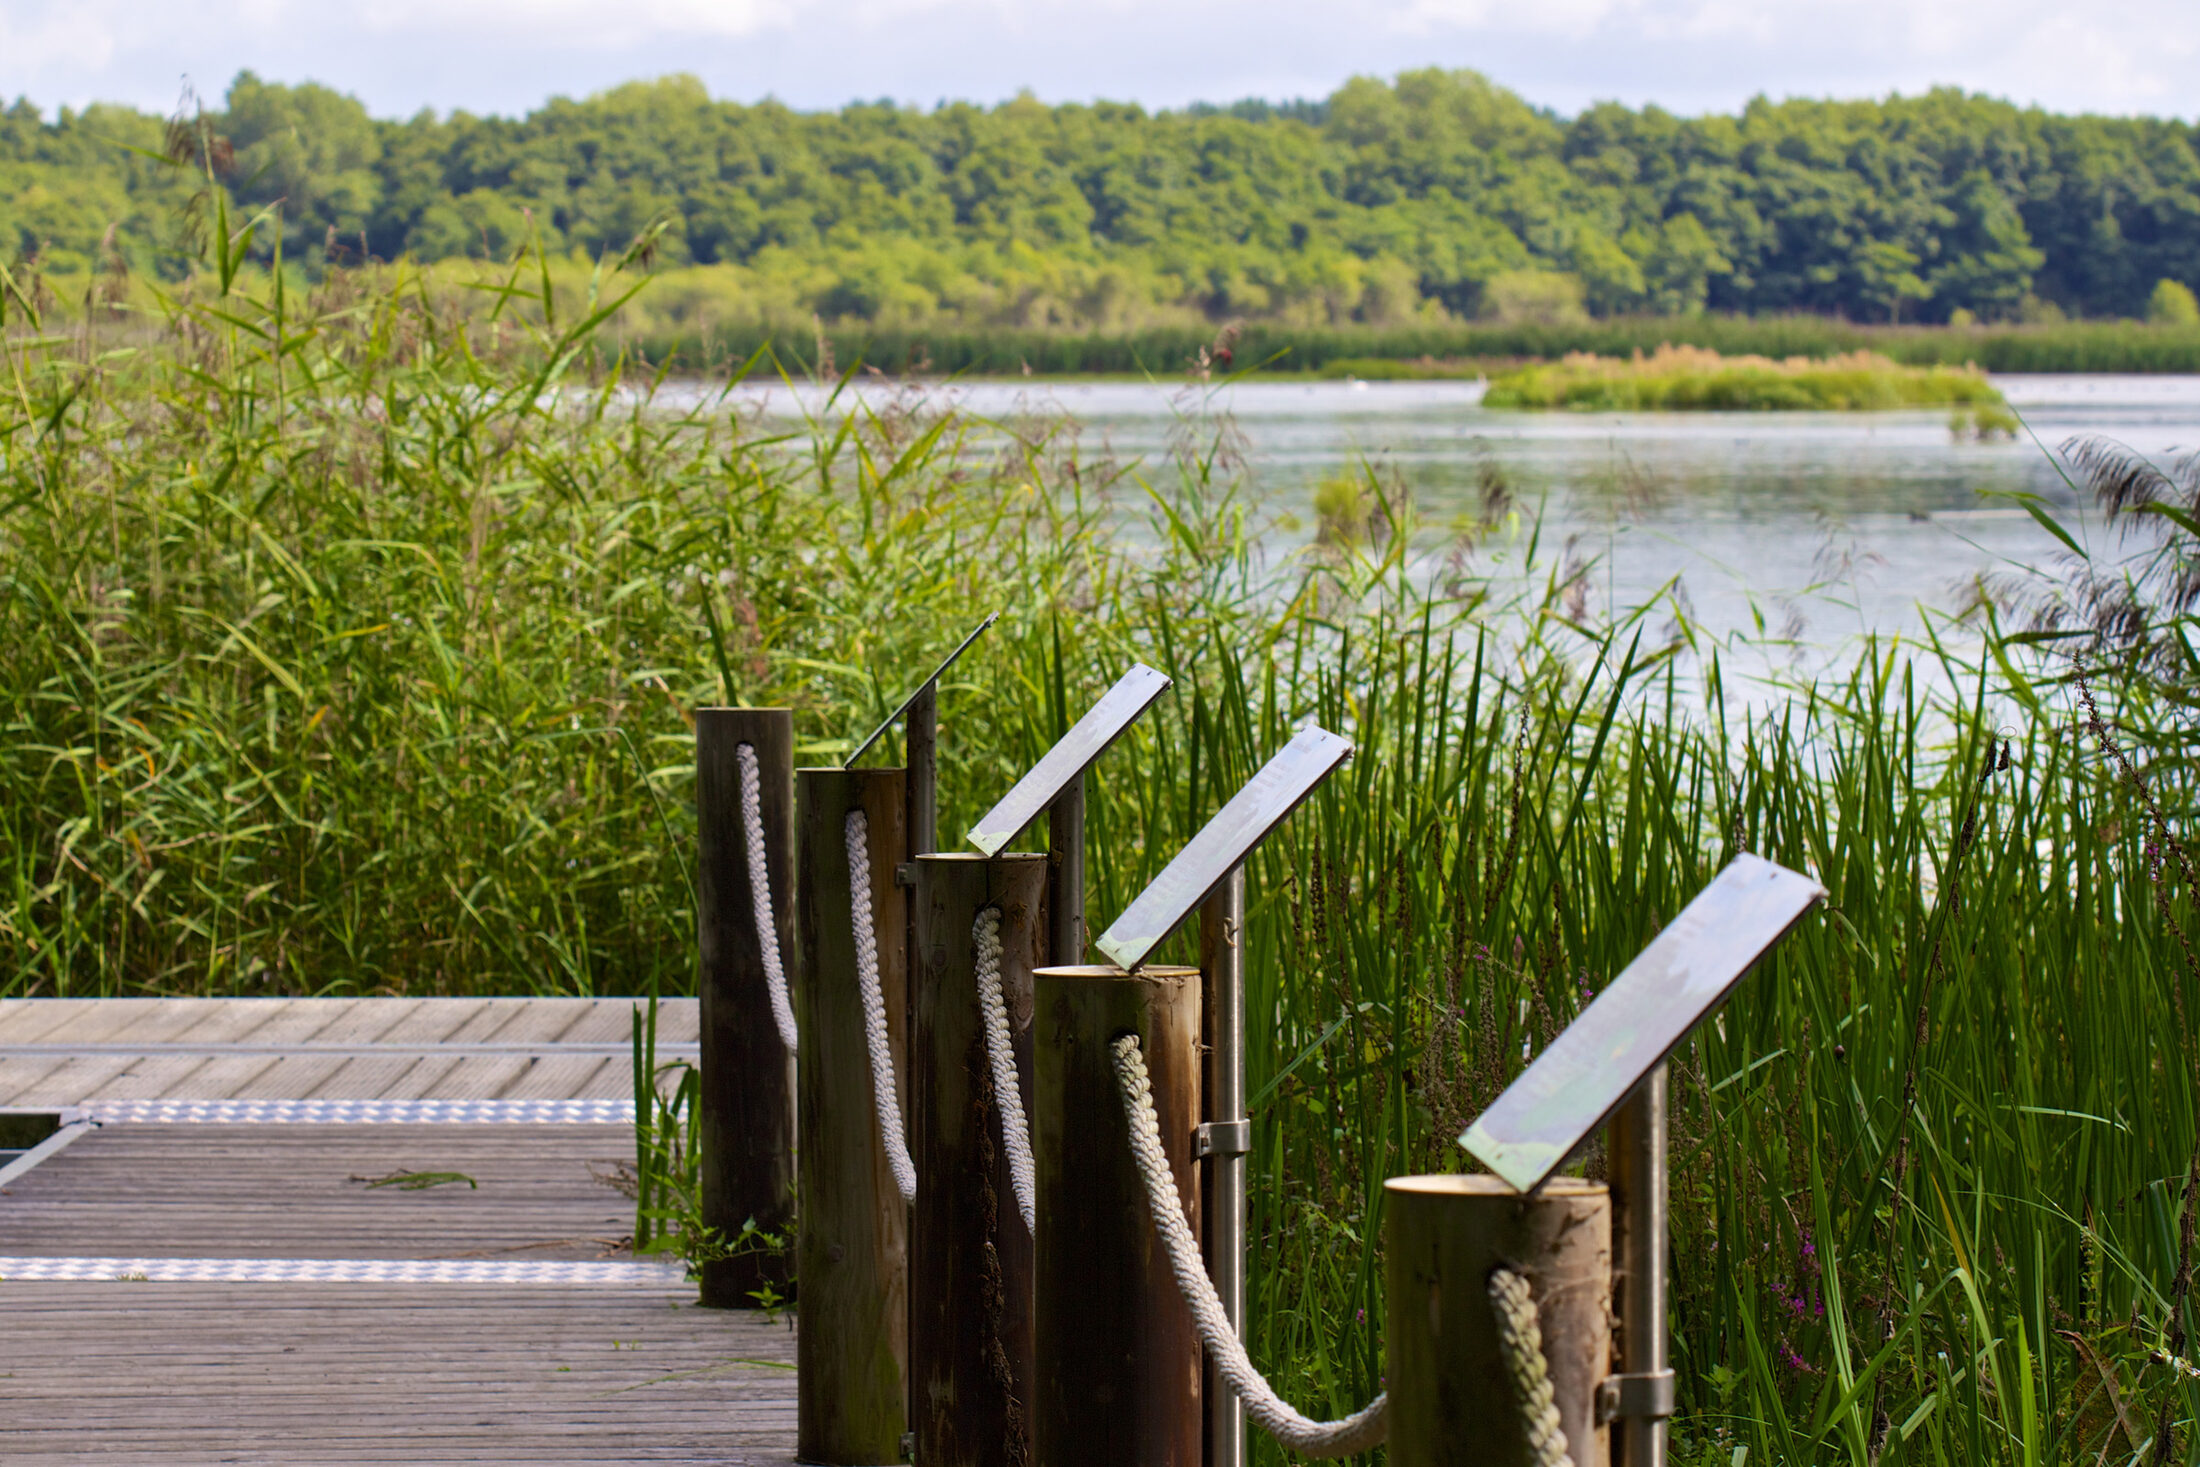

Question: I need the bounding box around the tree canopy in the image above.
[5,70,2197,328]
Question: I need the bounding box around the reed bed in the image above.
[3,260,2195,1465]
[1483,346,2009,412]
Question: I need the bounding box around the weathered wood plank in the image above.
[0,1124,634,1259]
[0,1282,797,1464]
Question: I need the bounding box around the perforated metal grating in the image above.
[0,1255,686,1285]
[81,1098,637,1125]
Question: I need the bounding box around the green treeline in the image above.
[6,68,2200,334]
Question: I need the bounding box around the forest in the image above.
[4,68,2199,335]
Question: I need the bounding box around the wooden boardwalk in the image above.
[0,999,799,1465]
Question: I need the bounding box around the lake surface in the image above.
[713,375,2200,696]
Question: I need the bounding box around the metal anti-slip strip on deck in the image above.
[80,1098,638,1125]
[0,1256,687,1285]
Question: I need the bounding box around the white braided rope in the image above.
[1488,1266,1576,1467]
[736,742,798,1055]
[847,809,917,1204]
[973,907,1036,1234]
[1109,1034,1387,1457]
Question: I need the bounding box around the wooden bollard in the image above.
[695,708,797,1309]
[910,852,1047,1467]
[1383,1176,1612,1466]
[1031,963,1203,1466]
[796,767,910,1465]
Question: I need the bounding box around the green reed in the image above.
[4,259,2195,1465]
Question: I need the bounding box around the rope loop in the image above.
[973,906,1036,1234]
[735,742,798,1055]
[1108,1033,1387,1458]
[846,808,917,1204]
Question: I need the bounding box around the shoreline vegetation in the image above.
[12,255,2200,381]
[1480,346,2009,411]
[7,247,2200,1467]
[9,66,2200,383]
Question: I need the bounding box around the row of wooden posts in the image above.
[691,704,1241,1464]
[685,694,1764,1466]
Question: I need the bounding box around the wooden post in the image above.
[909,852,1047,1467]
[1031,962,1203,1466]
[796,766,910,1465]
[695,708,796,1309]
[1199,867,1247,1467]
[1383,1175,1612,1467]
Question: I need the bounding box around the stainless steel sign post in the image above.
[968,662,1172,966]
[1460,853,1825,1467]
[1092,723,1353,1467]
[845,610,1000,858]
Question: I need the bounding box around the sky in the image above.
[1,0,2196,122]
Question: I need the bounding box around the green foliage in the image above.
[1483,346,2006,410]
[2150,279,2200,327]
[7,261,2200,1466]
[6,70,2200,330]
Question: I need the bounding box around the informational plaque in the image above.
[967,664,1173,856]
[1461,853,1825,1193]
[844,610,1000,767]
[1094,725,1353,972]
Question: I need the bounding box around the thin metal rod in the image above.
[1201,865,1246,1467]
[1047,772,1086,967]
[1611,1063,1669,1467]
[906,680,938,857]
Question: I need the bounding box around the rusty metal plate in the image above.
[967,664,1173,856]
[1461,853,1824,1193]
[1095,725,1352,972]
[845,610,1000,767]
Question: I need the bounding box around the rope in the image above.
[735,742,798,1055]
[973,907,1036,1234]
[1488,1266,1576,1467]
[846,809,917,1204]
[1109,1034,1387,1458]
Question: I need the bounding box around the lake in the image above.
[715,374,2200,697]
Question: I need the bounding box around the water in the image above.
[710,374,2200,696]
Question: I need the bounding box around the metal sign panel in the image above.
[966,665,1173,856]
[1095,725,1353,972]
[1460,853,1824,1193]
[844,611,1000,768]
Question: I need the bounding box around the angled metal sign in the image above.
[1094,725,1353,972]
[966,664,1173,856]
[1461,853,1825,1194]
[844,610,1000,768]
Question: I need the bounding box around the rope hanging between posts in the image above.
[1109,1034,1388,1458]
[973,907,1036,1234]
[846,808,917,1204]
[1488,1266,1576,1467]
[736,742,798,1055]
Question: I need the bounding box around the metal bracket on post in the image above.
[1193,1119,1250,1158]
[1595,1370,1677,1426]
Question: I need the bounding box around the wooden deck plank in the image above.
[0,1124,634,1259]
[7,1054,180,1104]
[500,1055,620,1100]
[174,997,363,1045]
[0,1053,75,1104]
[68,1054,221,1099]
[370,998,497,1043]
[0,1283,797,1464]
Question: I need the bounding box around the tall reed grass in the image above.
[3,256,2194,1465]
